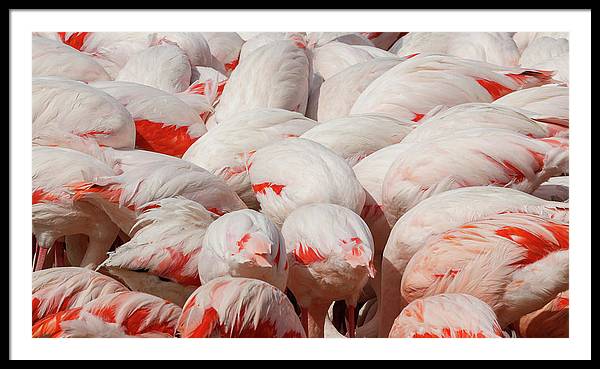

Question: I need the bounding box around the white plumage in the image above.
[201,32,244,74]
[389,293,505,338]
[90,80,208,157]
[401,103,550,144]
[350,54,552,121]
[281,203,375,337]
[32,146,120,270]
[390,32,520,66]
[493,84,569,131]
[183,108,317,209]
[382,129,569,223]
[247,138,366,227]
[176,277,305,338]
[32,36,111,82]
[311,41,381,80]
[378,186,569,337]
[198,209,288,290]
[70,148,246,236]
[316,58,402,122]
[116,44,192,93]
[33,77,136,149]
[99,197,217,306]
[213,40,310,125]
[32,291,182,338]
[73,32,156,79]
[401,212,568,327]
[32,267,129,324]
[301,113,414,167]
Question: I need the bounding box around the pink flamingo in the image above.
[32,267,129,324]
[175,277,305,338]
[32,291,181,338]
[247,138,365,228]
[282,203,375,338]
[32,77,135,150]
[493,84,569,136]
[69,148,246,237]
[99,197,217,307]
[90,80,208,157]
[182,108,317,209]
[382,129,568,224]
[378,186,569,337]
[300,113,414,167]
[211,39,310,127]
[350,54,553,122]
[32,36,110,82]
[401,212,568,328]
[32,146,120,271]
[198,209,288,290]
[389,32,520,66]
[389,294,506,338]
[516,290,569,338]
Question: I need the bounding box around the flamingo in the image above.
[32,36,110,82]
[516,290,569,338]
[237,32,305,62]
[311,41,396,80]
[69,148,246,237]
[532,176,570,202]
[90,81,209,157]
[389,32,520,66]
[528,54,569,85]
[247,138,365,227]
[493,84,569,136]
[519,37,569,70]
[350,143,420,337]
[182,108,317,209]
[353,143,411,250]
[306,32,374,48]
[211,39,310,127]
[116,44,192,93]
[198,209,288,290]
[316,57,402,121]
[382,129,569,224]
[180,66,227,118]
[519,37,569,85]
[388,294,506,338]
[201,32,244,75]
[360,32,405,50]
[175,277,305,338]
[32,77,136,150]
[281,203,375,338]
[99,197,217,307]
[63,32,155,79]
[26,30,574,343]
[512,32,569,53]
[350,54,553,122]
[401,103,551,144]
[153,32,212,69]
[32,267,129,324]
[300,113,414,167]
[32,146,120,271]
[378,186,569,337]
[237,32,266,41]
[401,212,568,328]
[32,291,181,338]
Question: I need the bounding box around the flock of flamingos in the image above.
[31,31,569,338]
